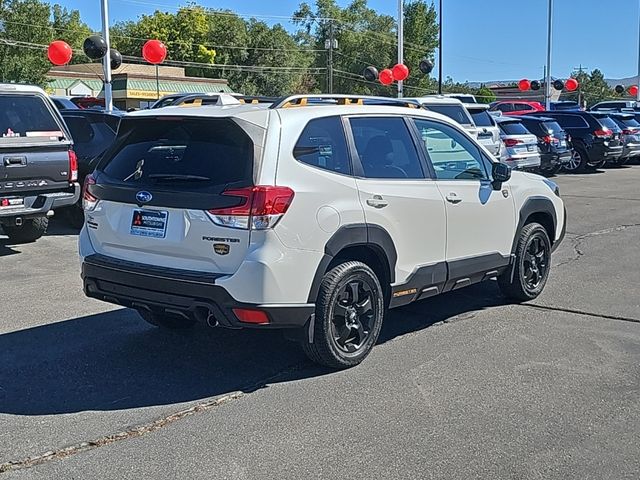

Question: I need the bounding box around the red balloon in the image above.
[47,40,72,66]
[629,85,639,97]
[142,40,167,64]
[379,69,394,86]
[518,79,531,92]
[392,63,409,81]
[565,78,579,92]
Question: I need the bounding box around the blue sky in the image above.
[55,0,639,82]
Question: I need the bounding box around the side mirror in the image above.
[491,162,511,190]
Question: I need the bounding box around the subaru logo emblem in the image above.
[136,191,152,203]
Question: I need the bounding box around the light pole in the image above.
[397,0,404,98]
[545,0,553,110]
[438,0,443,94]
[100,0,113,112]
[637,0,640,103]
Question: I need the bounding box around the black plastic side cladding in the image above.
[307,224,397,303]
[512,196,557,254]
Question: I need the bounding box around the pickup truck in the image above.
[0,84,80,243]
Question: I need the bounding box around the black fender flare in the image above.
[306,224,397,303]
[511,196,557,255]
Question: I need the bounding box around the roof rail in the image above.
[269,94,421,109]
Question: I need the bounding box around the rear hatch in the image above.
[469,108,499,150]
[0,93,72,195]
[593,115,623,149]
[498,121,539,156]
[541,120,569,153]
[424,103,478,138]
[87,115,262,274]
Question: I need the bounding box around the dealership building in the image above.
[46,63,232,109]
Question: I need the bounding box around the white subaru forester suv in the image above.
[79,94,566,369]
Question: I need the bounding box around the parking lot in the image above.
[0,166,639,479]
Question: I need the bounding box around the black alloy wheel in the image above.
[330,280,375,354]
[523,235,549,291]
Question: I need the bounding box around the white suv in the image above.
[79,94,566,369]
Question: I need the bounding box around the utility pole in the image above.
[100,0,113,112]
[397,0,403,98]
[573,64,588,108]
[325,21,335,94]
[545,0,553,110]
[438,0,443,94]
[637,0,640,103]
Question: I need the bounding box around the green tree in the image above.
[475,85,495,104]
[565,68,616,107]
[51,4,91,64]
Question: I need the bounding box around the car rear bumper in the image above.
[622,143,640,158]
[503,154,541,170]
[0,184,80,219]
[81,253,314,329]
[540,151,572,168]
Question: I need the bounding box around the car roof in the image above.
[61,109,124,118]
[407,95,465,106]
[0,83,47,95]
[494,116,524,123]
[512,115,555,122]
[463,103,489,111]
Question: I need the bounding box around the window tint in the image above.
[294,116,351,175]
[350,117,425,179]
[425,104,473,125]
[542,121,564,135]
[498,121,530,135]
[596,116,621,131]
[0,95,62,141]
[414,118,488,180]
[514,103,534,111]
[553,114,589,128]
[618,117,640,128]
[102,118,253,191]
[470,110,494,127]
[495,103,513,112]
[64,116,94,144]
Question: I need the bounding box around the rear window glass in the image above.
[470,110,494,127]
[424,104,472,125]
[618,117,640,128]
[542,121,564,134]
[101,118,253,189]
[64,116,94,144]
[499,121,530,135]
[0,95,62,141]
[596,116,621,131]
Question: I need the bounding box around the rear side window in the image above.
[542,121,564,135]
[294,116,351,175]
[495,103,513,112]
[349,117,425,179]
[470,110,494,127]
[424,104,473,125]
[514,103,534,111]
[499,121,530,135]
[101,118,253,190]
[0,95,62,141]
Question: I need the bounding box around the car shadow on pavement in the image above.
[0,282,506,416]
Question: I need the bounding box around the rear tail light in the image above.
[593,129,612,138]
[68,150,78,182]
[233,308,270,324]
[82,174,98,211]
[504,138,522,147]
[207,185,295,230]
[622,129,638,135]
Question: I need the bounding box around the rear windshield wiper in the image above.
[148,174,211,182]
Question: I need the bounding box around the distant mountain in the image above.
[606,76,638,87]
[464,77,639,88]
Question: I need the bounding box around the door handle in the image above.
[366,195,388,208]
[3,156,27,167]
[445,193,462,204]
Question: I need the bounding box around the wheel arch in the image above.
[512,197,557,254]
[307,224,396,303]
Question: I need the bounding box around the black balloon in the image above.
[83,35,108,60]
[110,49,123,70]
[553,79,565,91]
[419,58,434,75]
[530,80,541,91]
[363,66,379,82]
[615,84,625,94]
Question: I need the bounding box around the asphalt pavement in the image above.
[0,166,638,479]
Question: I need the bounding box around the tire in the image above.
[2,217,48,243]
[498,222,552,302]
[564,148,587,173]
[302,261,385,369]
[137,309,196,329]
